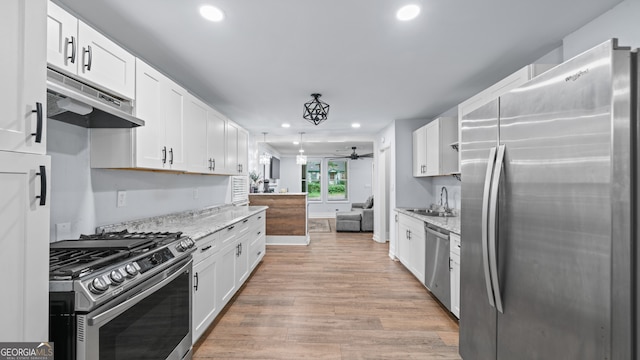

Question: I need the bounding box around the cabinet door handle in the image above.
[66,36,76,64]
[162,146,167,164]
[257,231,261,235]
[212,158,216,171]
[257,251,262,256]
[240,243,243,255]
[236,244,240,257]
[193,272,199,291]
[31,102,43,143]
[208,158,213,171]
[201,245,212,252]
[84,45,92,71]
[169,148,174,165]
[36,166,47,206]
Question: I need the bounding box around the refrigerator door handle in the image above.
[481,146,498,309]
[488,144,506,313]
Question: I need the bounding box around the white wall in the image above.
[278,156,301,193]
[47,120,230,242]
[394,118,433,208]
[563,0,640,60]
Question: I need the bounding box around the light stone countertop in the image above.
[248,192,307,195]
[395,208,460,234]
[96,205,268,241]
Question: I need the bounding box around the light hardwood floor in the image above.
[193,219,461,359]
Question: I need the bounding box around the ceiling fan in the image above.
[336,147,374,160]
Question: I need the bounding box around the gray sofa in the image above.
[336,196,373,232]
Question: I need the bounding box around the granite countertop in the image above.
[97,205,268,241]
[395,208,460,234]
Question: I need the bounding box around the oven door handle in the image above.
[88,258,192,327]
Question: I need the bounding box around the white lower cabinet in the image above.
[0,151,50,341]
[450,232,461,319]
[397,213,426,283]
[192,244,219,341]
[193,211,266,344]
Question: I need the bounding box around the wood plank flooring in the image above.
[193,219,461,359]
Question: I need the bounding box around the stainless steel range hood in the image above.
[46,68,144,128]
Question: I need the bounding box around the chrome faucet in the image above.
[440,186,450,212]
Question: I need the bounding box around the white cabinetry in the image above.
[185,95,227,174]
[226,122,248,175]
[0,152,50,341]
[46,1,135,99]
[397,213,426,283]
[450,232,461,319]
[193,210,266,344]
[90,59,186,171]
[0,0,49,342]
[192,233,220,342]
[1,0,47,154]
[457,64,554,172]
[412,117,458,177]
[412,127,426,176]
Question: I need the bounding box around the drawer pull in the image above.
[201,245,212,252]
[257,251,262,256]
[243,219,249,223]
[227,226,235,231]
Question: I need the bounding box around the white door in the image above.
[163,79,186,171]
[0,0,47,155]
[135,59,165,169]
[46,1,78,74]
[226,123,238,174]
[185,95,209,173]
[77,21,135,99]
[425,121,440,175]
[0,152,50,341]
[192,254,218,342]
[237,129,248,175]
[217,242,238,307]
[207,111,226,174]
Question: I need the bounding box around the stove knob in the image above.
[175,240,187,252]
[110,270,124,284]
[125,263,139,278]
[89,277,109,294]
[185,237,195,248]
[151,252,163,264]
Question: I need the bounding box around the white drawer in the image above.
[192,232,219,265]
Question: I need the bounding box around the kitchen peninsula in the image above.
[249,193,309,245]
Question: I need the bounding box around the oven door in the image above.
[77,258,193,360]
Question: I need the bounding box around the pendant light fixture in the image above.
[259,132,272,165]
[303,93,330,126]
[296,132,307,165]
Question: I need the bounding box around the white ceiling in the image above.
[55,0,622,155]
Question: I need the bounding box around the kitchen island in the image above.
[249,193,309,245]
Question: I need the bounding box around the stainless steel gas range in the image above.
[49,230,196,360]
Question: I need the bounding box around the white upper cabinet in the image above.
[237,128,248,175]
[412,117,458,177]
[185,94,227,174]
[412,126,426,176]
[46,1,135,99]
[1,0,47,155]
[91,59,186,171]
[226,123,239,174]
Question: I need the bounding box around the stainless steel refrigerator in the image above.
[459,39,636,360]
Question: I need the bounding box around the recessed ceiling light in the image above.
[281,123,290,128]
[352,123,361,128]
[200,5,224,22]
[396,4,420,21]
[299,149,305,153]
[293,141,300,145]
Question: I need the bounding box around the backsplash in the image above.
[431,176,461,211]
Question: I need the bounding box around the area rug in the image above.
[308,219,331,233]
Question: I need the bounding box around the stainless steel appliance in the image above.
[46,68,145,128]
[459,39,636,359]
[49,231,196,360]
[424,224,450,310]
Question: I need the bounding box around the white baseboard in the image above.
[308,212,336,219]
[266,235,310,246]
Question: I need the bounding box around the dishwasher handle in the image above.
[426,226,449,240]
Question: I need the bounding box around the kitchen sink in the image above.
[407,208,456,217]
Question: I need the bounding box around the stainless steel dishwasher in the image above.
[425,223,451,310]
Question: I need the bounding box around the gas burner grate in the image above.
[80,230,183,241]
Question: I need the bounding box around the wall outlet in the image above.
[193,188,199,199]
[117,190,127,207]
[56,222,71,241]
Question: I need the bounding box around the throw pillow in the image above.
[364,196,374,209]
